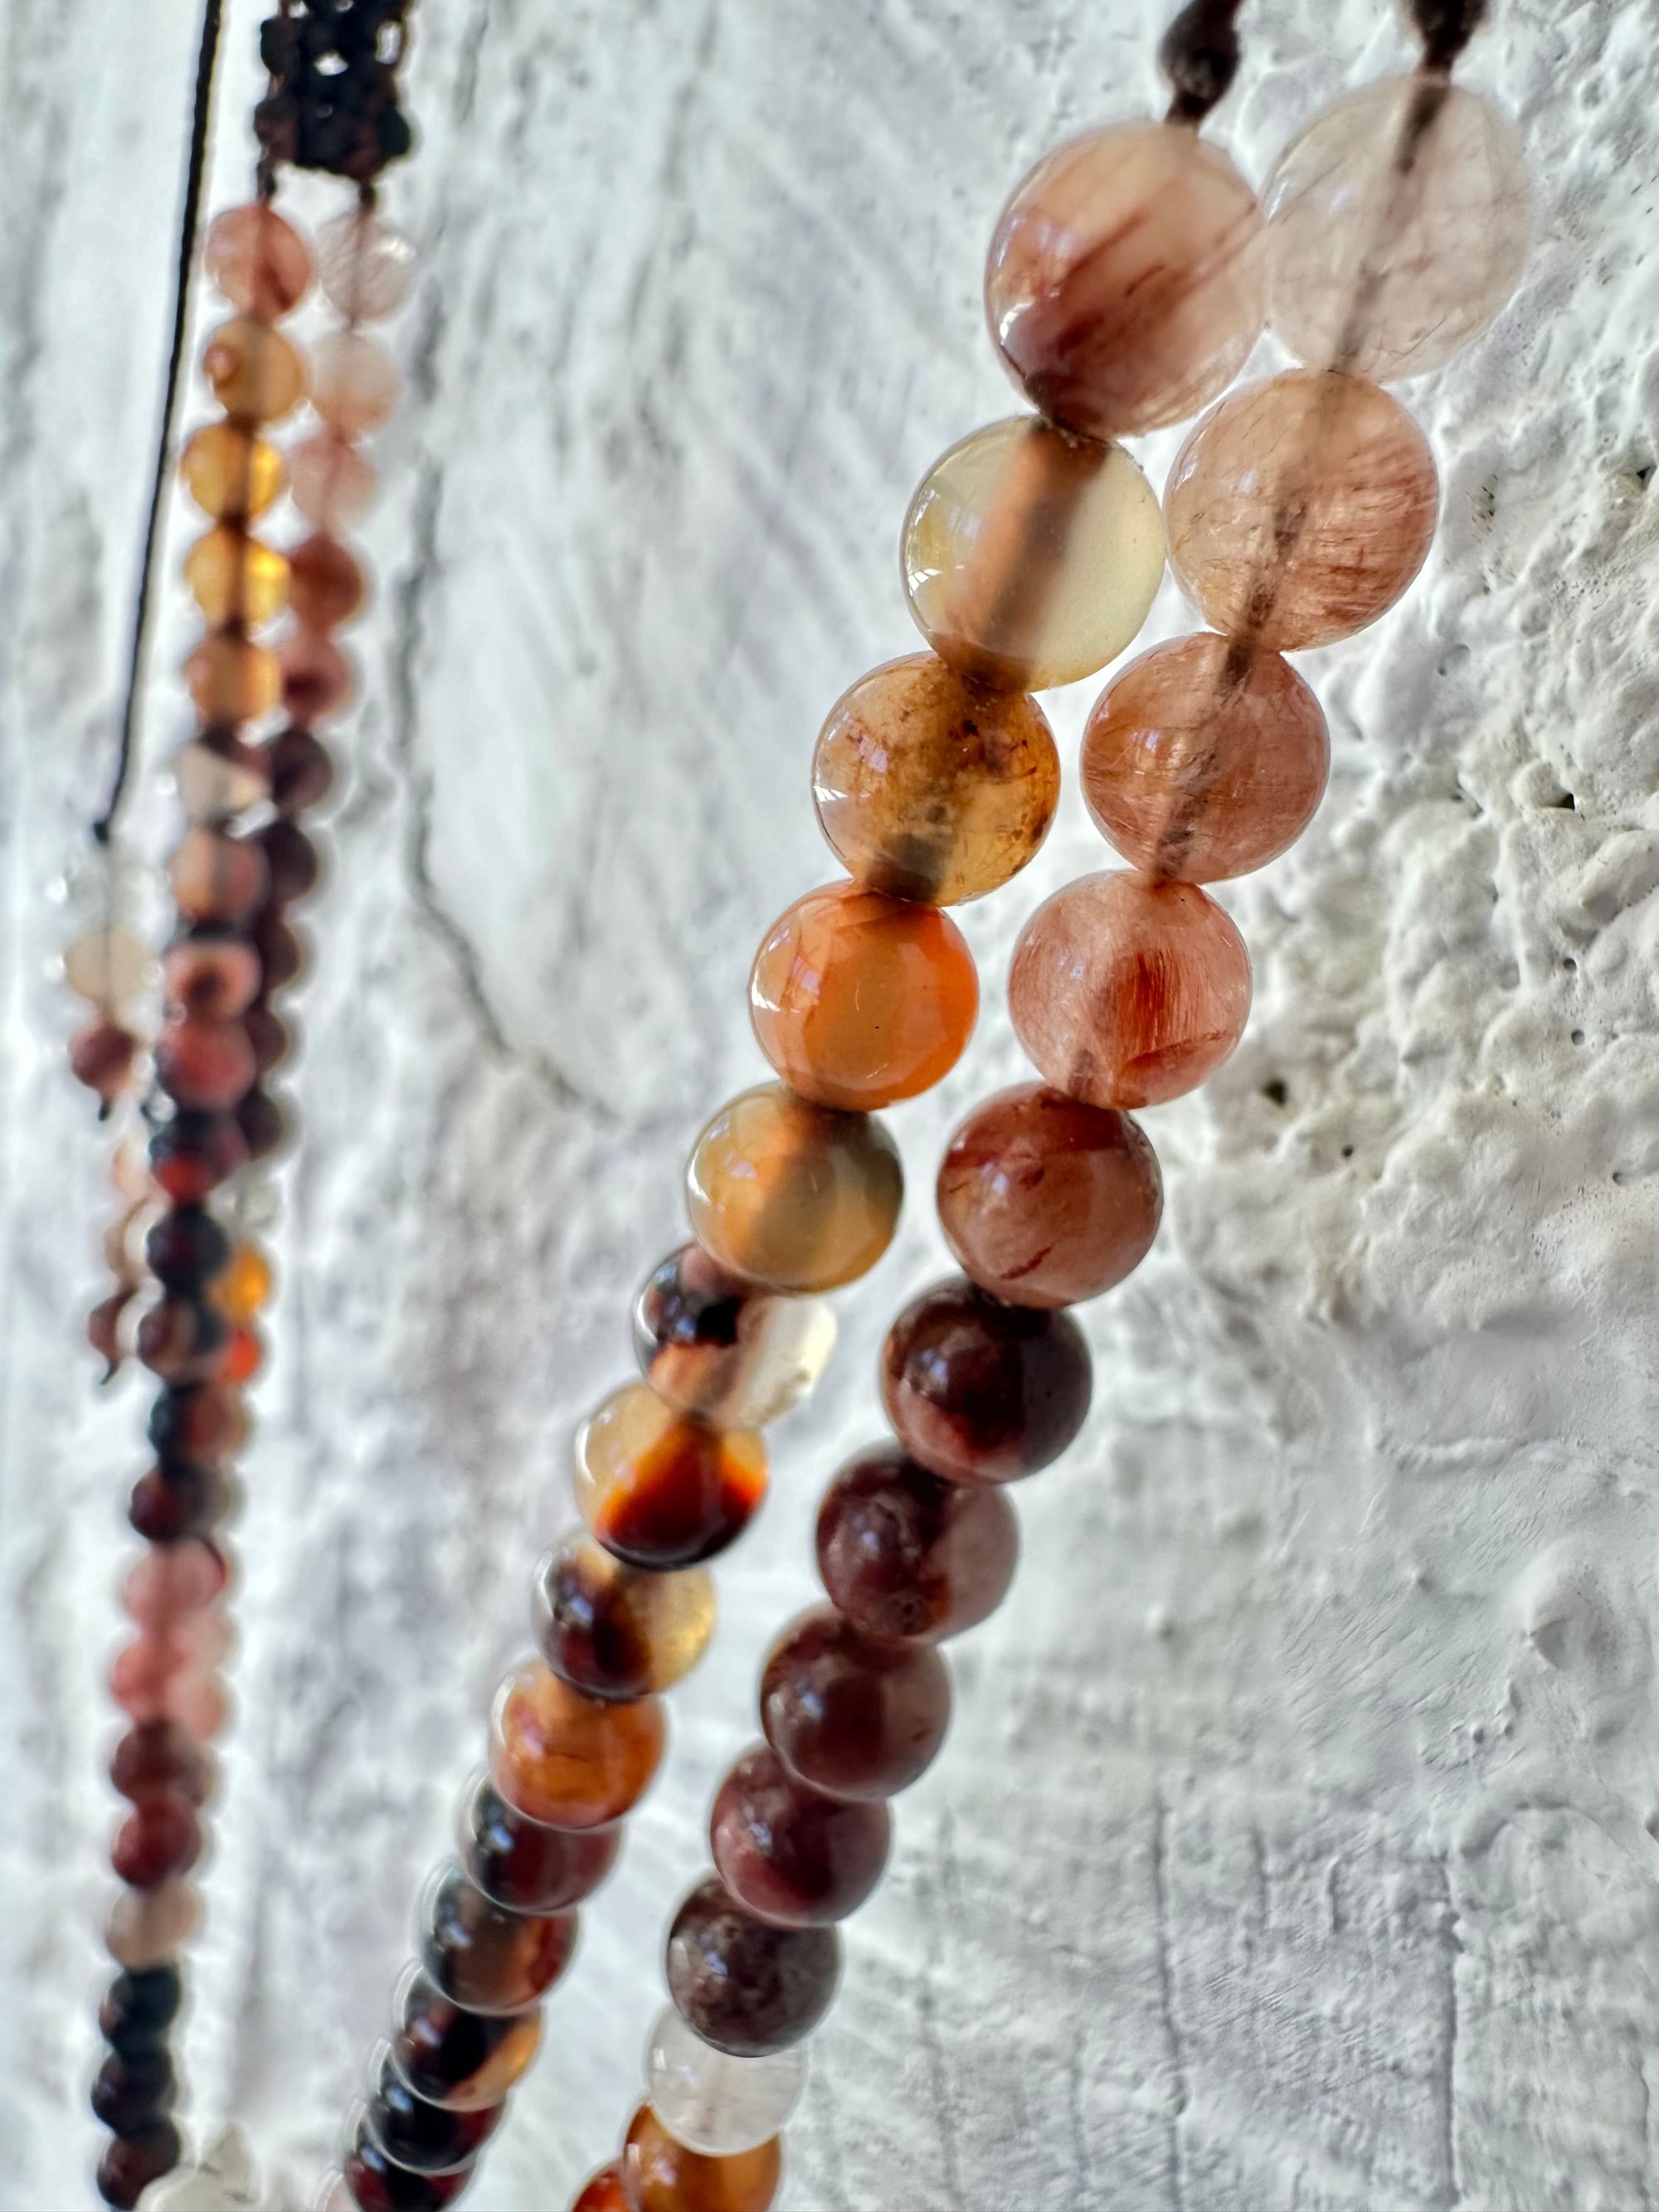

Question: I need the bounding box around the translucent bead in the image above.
[343,2112,473,2209]
[761,1607,951,1801]
[1010,870,1251,1108]
[686,1083,903,1294]
[173,734,270,824]
[289,532,368,630]
[489,1656,666,1830]
[419,1861,578,2015]
[203,202,314,318]
[319,209,419,321]
[748,882,979,1111]
[183,632,282,725]
[937,1082,1162,1309]
[460,1777,622,1914]
[1081,634,1329,882]
[163,936,260,1022]
[572,2170,629,2212]
[535,1534,715,1702]
[711,1743,890,1927]
[135,1295,231,1384]
[63,922,153,1014]
[111,1796,202,1888]
[645,2005,806,2159]
[623,2099,784,2212]
[280,626,354,723]
[811,653,1059,904]
[201,317,309,424]
[105,1879,201,1970]
[632,1244,836,1429]
[289,431,378,530]
[575,1383,767,1570]
[179,421,286,521]
[155,1015,256,1111]
[312,331,400,437]
[1265,77,1530,382]
[391,1968,543,2112]
[666,1875,839,2057]
[902,416,1162,690]
[815,1441,1019,1641]
[881,1277,1093,1486]
[69,1017,139,1107]
[365,2048,502,2176]
[182,527,289,627]
[168,830,268,926]
[109,1722,213,1808]
[215,1241,274,1321]
[122,1540,226,1631]
[986,121,1267,439]
[1165,371,1438,650]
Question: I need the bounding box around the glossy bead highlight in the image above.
[666,1874,840,2057]
[489,1657,665,1830]
[460,1776,623,1914]
[712,1743,891,1926]
[391,1970,543,2112]
[575,1384,766,1570]
[633,1244,835,1429]
[880,1277,1093,1485]
[419,1862,578,2015]
[621,2101,783,2212]
[815,1441,1019,1641]
[534,1533,716,1702]
[761,1606,951,1800]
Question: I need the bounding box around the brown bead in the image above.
[811,653,1060,905]
[575,1384,767,1572]
[460,1777,622,1914]
[749,882,978,1112]
[148,1111,249,1205]
[265,725,336,814]
[163,936,261,1020]
[136,1296,231,1385]
[258,817,322,902]
[70,1019,139,1109]
[148,1381,246,1468]
[937,1082,1162,1308]
[712,1743,890,1928]
[490,1657,666,1830]
[365,2048,503,2178]
[687,1083,903,1295]
[420,1862,578,2015]
[111,1796,202,1889]
[985,121,1266,440]
[236,1086,289,1163]
[179,421,286,521]
[621,2103,783,2212]
[129,1464,231,1546]
[666,1875,840,2057]
[251,906,306,989]
[169,829,268,926]
[815,1441,1019,1641]
[243,1002,291,1077]
[288,532,367,630]
[174,731,270,823]
[96,2122,182,2209]
[183,527,289,627]
[203,202,314,318]
[280,625,353,723]
[632,1245,835,1430]
[761,1607,951,1801]
[104,1881,200,1971]
[392,1969,544,2112]
[184,630,281,725]
[154,1017,256,1111]
[1165,371,1439,650]
[1009,871,1251,1109]
[881,1277,1092,1485]
[201,316,308,424]
[572,2168,629,2212]
[342,2114,474,2210]
[91,2044,177,2137]
[535,1534,716,1702]
[110,1723,213,1808]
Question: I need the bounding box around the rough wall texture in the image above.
[2,1,1657,2206]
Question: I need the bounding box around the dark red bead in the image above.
[761,1605,951,1801]
[459,1777,622,1914]
[366,2048,503,2176]
[880,1277,1093,1485]
[154,1016,256,1111]
[250,906,306,990]
[71,1019,139,1109]
[419,1862,578,2015]
[95,2120,182,2207]
[815,1441,1019,1641]
[390,1973,542,2112]
[90,2045,175,2135]
[144,1209,231,1296]
[664,1874,839,2057]
[136,1297,230,1385]
[163,933,262,1020]
[343,2114,475,2210]
[712,1743,889,1928]
[148,1383,241,1471]
[258,817,322,903]
[110,1723,213,1808]
[236,1085,289,1162]
[265,723,336,814]
[111,1796,202,1889]
[129,1463,231,1544]
[242,1000,293,1076]
[148,1112,248,1206]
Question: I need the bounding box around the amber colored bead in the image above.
[342,2114,474,2210]
[203,202,314,318]
[280,626,353,722]
[100,1965,183,2055]
[902,416,1163,692]
[180,421,286,521]
[111,1796,202,1889]
[1165,371,1439,650]
[811,653,1060,906]
[186,628,282,728]
[572,2169,630,2212]
[1010,870,1251,1110]
[259,816,323,902]
[392,1969,544,2112]
[666,1875,839,2058]
[154,1016,256,1112]
[105,1880,200,1971]
[712,1743,890,1928]
[881,1277,1092,1486]
[815,1441,1019,1642]
[366,2049,503,2177]
[289,532,367,630]
[236,1085,289,1163]
[163,935,262,1020]
[96,2121,182,2209]
[937,1082,1162,1309]
[633,1245,835,1430]
[110,1722,213,1809]
[148,1383,245,1469]
[174,731,270,823]
[216,1242,274,1322]
[761,1607,951,1801]
[687,1082,903,1295]
[621,2103,783,2212]
[420,1862,578,2015]
[70,1018,139,1107]
[149,1110,249,1205]
[289,430,378,530]
[575,1384,767,1571]
[170,829,269,925]
[313,330,400,436]
[490,1657,666,1830]
[221,1323,263,1384]
[985,120,1266,440]
[202,316,309,424]
[460,1777,622,1914]
[183,527,290,627]
[266,724,337,814]
[129,1464,230,1546]
[535,1534,716,1703]
[749,882,979,1112]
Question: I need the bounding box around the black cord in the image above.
[90,0,227,848]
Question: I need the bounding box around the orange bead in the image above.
[620,2104,783,2212]
[201,317,309,424]
[287,533,367,630]
[749,882,978,1112]
[489,1658,665,1830]
[215,1243,274,1322]
[575,1383,766,1570]
[179,421,285,521]
[184,632,280,725]
[221,1325,263,1385]
[183,527,289,628]
[572,2166,630,2212]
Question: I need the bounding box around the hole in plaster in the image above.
[1262,1077,1289,1107]
[1546,789,1578,810]
[1571,1028,1586,1045]
[1340,1144,1355,1160]
[1562,955,1578,971]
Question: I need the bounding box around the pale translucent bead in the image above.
[645,2005,807,2158]
[311,331,400,437]
[317,209,419,322]
[902,416,1163,691]
[63,922,153,1014]
[1265,77,1530,382]
[289,432,378,530]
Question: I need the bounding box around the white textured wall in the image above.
[2,1,1657,2205]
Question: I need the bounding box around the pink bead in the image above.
[289,432,378,531]
[310,331,400,437]
[280,628,354,724]
[122,1541,226,1631]
[203,202,314,319]
[167,1669,230,1742]
[109,1636,192,1724]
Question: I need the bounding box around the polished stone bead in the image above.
[420,1863,578,2015]
[144,1206,231,1297]
[490,1657,666,1830]
[1010,870,1251,1109]
[202,316,309,424]
[621,2101,783,2212]
[761,1606,951,1801]
[174,732,270,823]
[342,2113,474,2210]
[902,416,1162,691]
[96,2120,182,2208]
[64,922,153,1014]
[666,1874,840,2057]
[215,1242,275,1322]
[289,431,378,531]
[749,882,978,1111]
[391,1970,544,2112]
[1165,371,1439,649]
[815,1441,1019,1641]
[633,1245,835,1430]
[318,209,419,321]
[260,816,323,903]
[136,1295,231,1384]
[811,654,1059,905]
[289,532,368,630]
[154,1016,256,1112]
[313,331,400,436]
[111,1796,202,1888]
[203,202,314,318]
[148,1382,245,1469]
[986,120,1266,438]
[881,1277,1093,1485]
[163,935,263,1021]
[236,1084,290,1163]
[365,2048,502,2176]
[460,1777,622,1915]
[90,2045,175,2137]
[937,1082,1162,1308]
[105,1880,201,1971]
[266,724,337,814]
[687,1083,902,1294]
[128,1463,231,1548]
[1265,77,1530,382]
[69,1018,139,1107]
[179,421,286,521]
[183,526,289,627]
[572,2165,630,2212]
[109,1722,213,1809]
[251,905,307,989]
[280,625,354,722]
[184,631,282,724]
[99,1966,182,2055]
[169,829,268,926]
[575,1383,767,1571]
[712,1743,890,1927]
[148,1110,249,1205]
[535,1533,716,1702]
[645,2006,806,2160]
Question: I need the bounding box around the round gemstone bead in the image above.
[148,1381,245,1468]
[173,733,270,823]
[149,1109,249,1204]
[312,331,400,436]
[761,1607,951,1801]
[179,421,286,520]
[534,1534,716,1702]
[109,1722,214,1809]
[63,923,153,1014]
[645,2005,806,2160]
[881,1277,1093,1485]
[460,1777,622,1914]
[815,1441,1019,1641]
[280,626,354,722]
[135,1296,231,1384]
[111,1796,202,1889]
[128,1463,231,1548]
[811,654,1060,905]
[902,416,1162,691]
[712,1743,891,1927]
[154,1016,256,1111]
[289,532,368,630]
[183,632,282,725]
[289,431,378,530]
[574,1383,767,1571]
[937,1082,1162,1308]
[163,936,262,1021]
[419,1862,578,2015]
[203,202,314,318]
[622,2100,783,2212]
[318,209,419,320]
[1010,870,1251,1109]
[182,527,289,627]
[364,2048,502,2176]
[141,1207,232,1305]
[489,1657,666,1830]
[99,1966,182,2054]
[90,2044,176,2135]
[632,1245,835,1429]
[687,1083,903,1295]
[572,2170,630,2212]
[986,120,1267,438]
[666,1875,840,2057]
[391,1969,543,2112]
[216,1242,275,1322]
[96,2121,182,2209]
[69,1018,138,1106]
[1165,370,1438,650]
[342,2112,474,2209]
[105,1880,201,1971]
[1080,634,1329,882]
[266,725,337,814]
[1265,77,1530,382]
[201,317,309,424]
